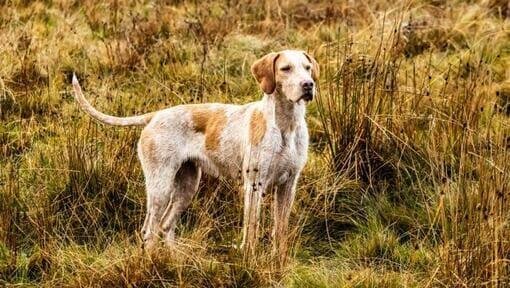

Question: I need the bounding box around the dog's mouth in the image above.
[299,92,314,102]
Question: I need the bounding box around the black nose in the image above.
[301,80,314,90]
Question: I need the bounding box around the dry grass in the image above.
[1,0,510,287]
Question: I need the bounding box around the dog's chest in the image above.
[271,126,308,184]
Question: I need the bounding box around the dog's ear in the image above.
[251,52,280,94]
[303,52,319,82]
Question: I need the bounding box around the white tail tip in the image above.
[72,73,79,85]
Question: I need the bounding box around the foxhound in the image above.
[71,50,319,255]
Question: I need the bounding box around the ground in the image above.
[1,0,510,287]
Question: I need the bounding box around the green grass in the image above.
[1,0,510,286]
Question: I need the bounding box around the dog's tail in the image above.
[71,74,154,126]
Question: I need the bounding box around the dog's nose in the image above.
[301,80,314,91]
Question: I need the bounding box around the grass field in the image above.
[1,0,510,286]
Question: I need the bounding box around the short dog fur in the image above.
[71,50,319,254]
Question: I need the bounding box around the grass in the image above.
[1,0,510,286]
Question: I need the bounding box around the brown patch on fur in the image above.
[249,109,266,145]
[140,129,158,163]
[190,108,228,151]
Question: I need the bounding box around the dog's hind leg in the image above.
[138,129,183,250]
[141,166,178,250]
[160,160,201,246]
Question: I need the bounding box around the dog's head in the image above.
[251,50,319,103]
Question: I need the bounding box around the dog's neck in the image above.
[262,92,306,134]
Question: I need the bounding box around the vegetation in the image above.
[1,0,510,286]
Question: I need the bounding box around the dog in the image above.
[71,50,319,255]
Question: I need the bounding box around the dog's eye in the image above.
[280,66,291,72]
[305,65,311,71]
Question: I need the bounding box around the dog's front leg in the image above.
[240,160,271,256]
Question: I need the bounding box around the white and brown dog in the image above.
[71,50,319,254]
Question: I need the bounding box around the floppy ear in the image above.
[251,52,280,94]
[303,52,320,82]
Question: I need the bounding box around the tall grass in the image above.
[1,0,509,286]
[316,17,510,286]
